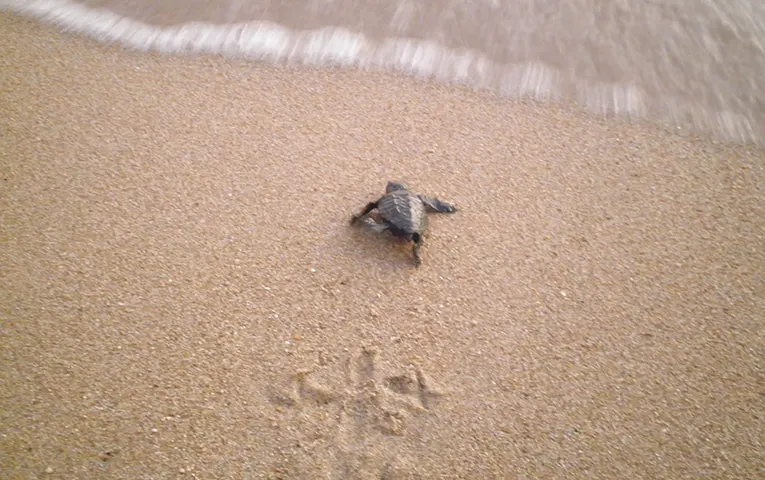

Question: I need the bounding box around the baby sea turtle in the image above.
[350,181,458,267]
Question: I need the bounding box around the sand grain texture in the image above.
[1,12,764,479]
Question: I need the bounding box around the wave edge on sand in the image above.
[1,0,760,146]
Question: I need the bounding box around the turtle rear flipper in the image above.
[358,217,421,266]
[358,217,391,234]
[412,232,423,267]
[419,195,458,214]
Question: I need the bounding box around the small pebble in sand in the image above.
[45,467,53,474]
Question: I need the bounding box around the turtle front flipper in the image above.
[419,195,458,214]
[350,200,379,225]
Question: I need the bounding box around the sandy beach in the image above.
[1,10,764,479]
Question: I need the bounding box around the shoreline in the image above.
[2,0,763,147]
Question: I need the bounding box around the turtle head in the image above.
[386,181,408,193]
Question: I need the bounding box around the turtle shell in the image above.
[378,189,428,235]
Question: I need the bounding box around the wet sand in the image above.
[1,11,764,479]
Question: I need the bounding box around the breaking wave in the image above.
[2,0,763,146]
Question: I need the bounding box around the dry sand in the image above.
[1,11,764,479]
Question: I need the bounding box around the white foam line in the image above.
[1,0,760,145]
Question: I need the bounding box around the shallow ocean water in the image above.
[3,0,764,145]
